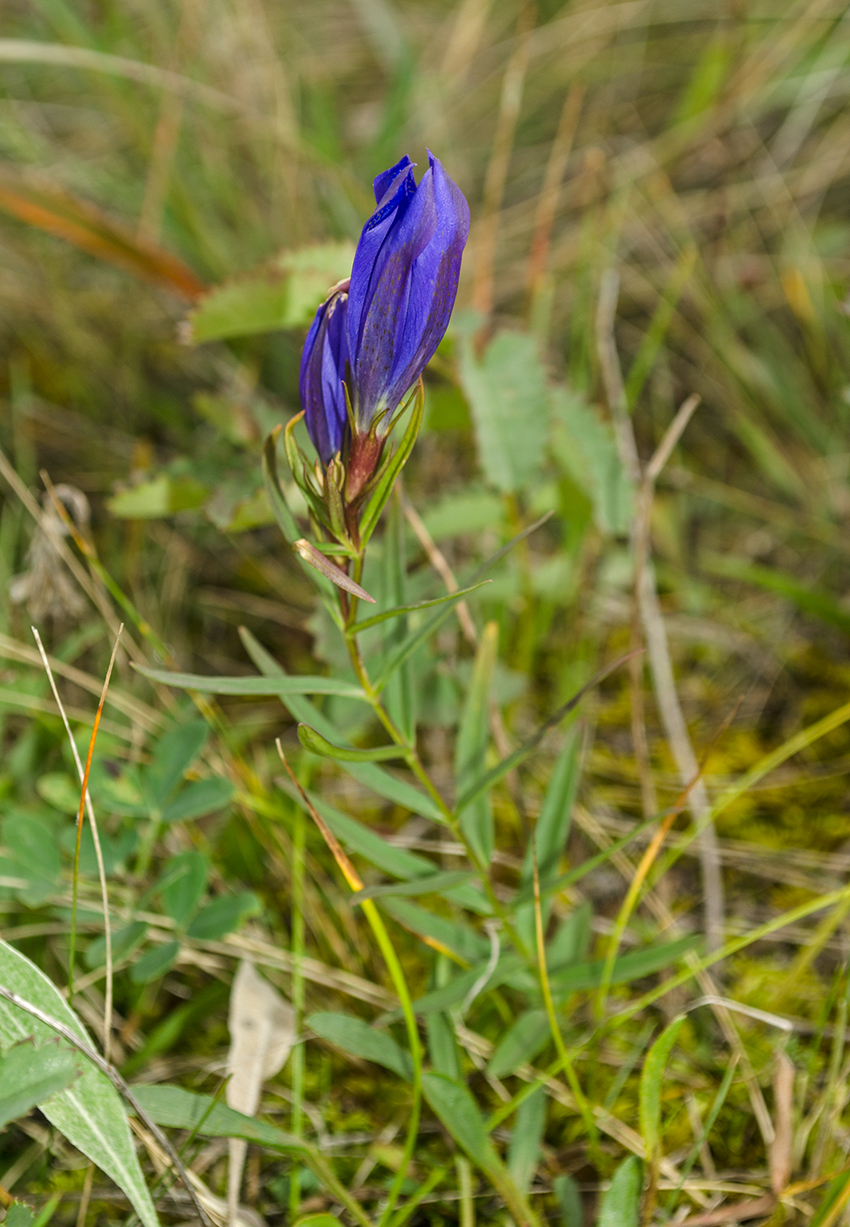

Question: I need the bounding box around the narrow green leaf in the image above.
[639,1016,686,1160]
[295,1216,342,1227]
[350,870,474,905]
[0,941,160,1227]
[359,381,425,547]
[597,1155,643,1227]
[373,587,480,693]
[507,1085,546,1194]
[133,665,366,700]
[547,938,699,998]
[486,1009,550,1079]
[381,898,489,963]
[85,921,148,971]
[455,622,498,863]
[553,1175,583,1227]
[239,627,444,821]
[297,724,406,763]
[421,1073,540,1227]
[351,582,491,634]
[380,491,415,740]
[457,654,632,813]
[130,1084,371,1227]
[307,1012,412,1080]
[0,1041,79,1129]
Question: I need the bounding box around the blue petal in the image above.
[347,162,417,362]
[349,170,438,427]
[380,153,470,413]
[300,290,349,464]
[373,155,414,206]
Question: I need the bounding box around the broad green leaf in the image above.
[455,622,497,862]
[238,627,444,822]
[146,720,209,805]
[422,491,504,543]
[351,582,490,634]
[130,1084,371,1227]
[486,1009,550,1079]
[460,330,550,494]
[5,1205,35,1227]
[639,1016,685,1161]
[0,940,159,1227]
[134,665,365,700]
[161,777,234,823]
[350,870,474,905]
[106,475,207,519]
[421,1074,540,1227]
[187,241,354,342]
[284,785,439,880]
[507,1085,546,1194]
[597,1155,643,1227]
[0,1041,79,1129]
[129,941,180,984]
[297,724,405,763]
[85,921,148,971]
[381,898,489,963]
[0,811,60,906]
[159,852,207,929]
[186,892,261,940]
[307,1012,412,1080]
[551,386,633,535]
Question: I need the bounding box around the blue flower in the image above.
[300,152,469,468]
[298,281,350,466]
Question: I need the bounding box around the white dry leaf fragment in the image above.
[226,960,295,1226]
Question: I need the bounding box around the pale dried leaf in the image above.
[226,961,295,1225]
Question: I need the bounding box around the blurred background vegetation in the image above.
[3,0,850,1223]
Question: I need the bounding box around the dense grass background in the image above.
[4,0,850,1224]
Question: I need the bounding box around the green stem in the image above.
[289,772,307,1220]
[359,898,422,1227]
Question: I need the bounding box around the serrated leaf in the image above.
[134,665,366,700]
[161,776,234,823]
[0,940,159,1227]
[187,242,354,343]
[0,1041,79,1129]
[308,1012,412,1080]
[460,330,550,494]
[5,1205,35,1227]
[551,386,633,535]
[597,1155,643,1227]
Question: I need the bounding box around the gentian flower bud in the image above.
[299,280,350,466]
[347,151,470,435]
[299,151,469,506]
